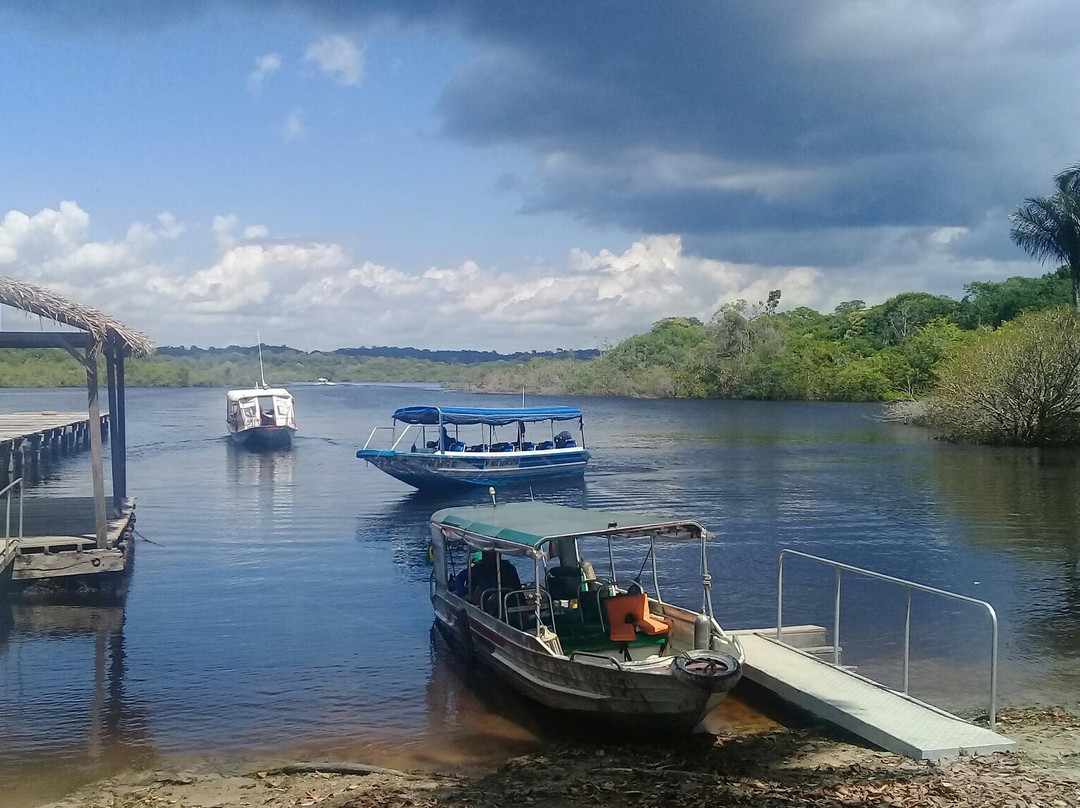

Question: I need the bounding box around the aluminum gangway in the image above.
[731,551,1016,761]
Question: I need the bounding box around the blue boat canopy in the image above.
[393,405,582,426]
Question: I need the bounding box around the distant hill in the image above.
[154,344,599,364]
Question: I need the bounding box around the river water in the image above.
[2,385,1079,805]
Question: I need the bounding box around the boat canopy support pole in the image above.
[701,533,715,620]
[650,535,662,603]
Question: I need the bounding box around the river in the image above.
[2,385,1079,805]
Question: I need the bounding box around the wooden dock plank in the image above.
[735,631,1016,761]
[18,496,129,539]
[0,412,104,443]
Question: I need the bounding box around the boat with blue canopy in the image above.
[356,405,589,490]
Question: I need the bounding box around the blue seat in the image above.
[536,440,554,450]
[491,442,514,452]
[466,443,489,452]
[520,442,535,451]
[448,441,465,452]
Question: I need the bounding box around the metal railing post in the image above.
[903,585,911,694]
[989,605,999,729]
[833,567,842,666]
[777,551,785,641]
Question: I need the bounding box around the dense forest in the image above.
[0,268,1071,406]
[465,268,1073,401]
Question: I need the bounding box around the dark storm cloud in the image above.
[275,0,1080,249]
[6,0,1080,274]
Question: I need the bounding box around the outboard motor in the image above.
[694,611,712,650]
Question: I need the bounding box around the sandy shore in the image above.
[33,707,1080,808]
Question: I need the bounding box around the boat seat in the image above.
[491,442,514,452]
[603,592,670,643]
[520,441,535,451]
[536,440,554,450]
[546,565,585,600]
[466,444,489,452]
[448,441,465,452]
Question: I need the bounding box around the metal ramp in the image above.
[735,631,1016,761]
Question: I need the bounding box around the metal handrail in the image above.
[2,477,24,540]
[777,548,1001,730]
[360,425,397,451]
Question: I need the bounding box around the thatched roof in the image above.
[0,275,155,357]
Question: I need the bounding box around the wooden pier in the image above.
[0,411,110,487]
[0,274,153,601]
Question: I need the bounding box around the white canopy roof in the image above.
[226,387,292,402]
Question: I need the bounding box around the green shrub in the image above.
[927,308,1080,445]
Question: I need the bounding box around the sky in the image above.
[1,1,1078,352]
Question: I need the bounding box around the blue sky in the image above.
[1,1,1078,351]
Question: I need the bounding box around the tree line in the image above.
[463,268,1073,403]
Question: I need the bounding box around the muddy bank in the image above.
[35,708,1080,808]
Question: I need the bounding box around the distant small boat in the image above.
[317,378,335,386]
[356,405,589,490]
[226,385,296,448]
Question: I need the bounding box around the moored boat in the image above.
[429,501,744,731]
[226,386,296,448]
[357,406,589,490]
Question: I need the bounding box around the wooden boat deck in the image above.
[732,630,1016,761]
[3,497,134,583]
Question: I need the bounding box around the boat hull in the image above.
[229,426,295,449]
[432,591,739,732]
[357,448,589,490]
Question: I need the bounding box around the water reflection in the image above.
[929,445,1080,684]
[225,443,296,530]
[0,602,152,808]
[360,481,590,578]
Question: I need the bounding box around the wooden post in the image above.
[116,351,127,502]
[28,434,41,484]
[86,344,109,549]
[106,350,121,511]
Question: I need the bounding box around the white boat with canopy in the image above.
[226,386,297,448]
[430,501,744,731]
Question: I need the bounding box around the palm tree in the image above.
[1010,163,1080,313]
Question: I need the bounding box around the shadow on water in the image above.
[0,601,154,808]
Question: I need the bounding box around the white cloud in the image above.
[157,211,185,239]
[248,52,281,91]
[212,214,239,250]
[282,108,306,141]
[0,202,1046,352]
[304,35,364,86]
